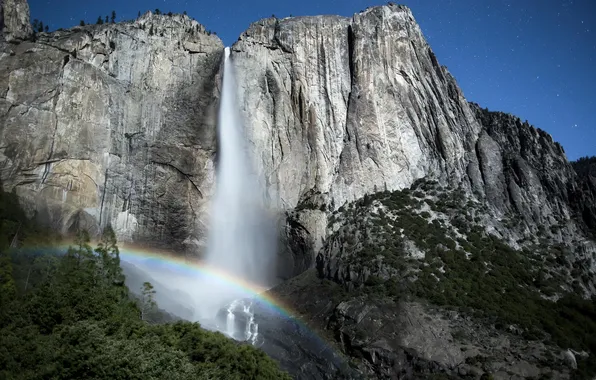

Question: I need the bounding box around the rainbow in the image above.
[116,244,288,316]
[30,241,337,356]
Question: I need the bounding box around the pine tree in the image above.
[141,282,156,321]
[96,16,104,25]
[0,251,16,306]
[95,225,124,287]
[138,11,141,18]
[44,25,49,32]
[154,9,161,15]
[105,15,109,24]
[111,11,116,23]
[80,20,85,26]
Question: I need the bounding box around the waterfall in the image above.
[188,47,275,342]
[205,47,275,282]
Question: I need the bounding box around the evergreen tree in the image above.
[44,25,49,32]
[95,225,124,287]
[140,282,156,321]
[110,10,116,23]
[155,9,161,15]
[0,251,16,306]
[138,11,141,18]
[80,20,85,26]
[105,15,109,24]
[96,16,104,25]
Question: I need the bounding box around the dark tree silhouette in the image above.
[111,11,116,23]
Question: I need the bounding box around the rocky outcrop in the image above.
[470,103,596,240]
[0,12,223,251]
[271,270,575,380]
[1,0,32,41]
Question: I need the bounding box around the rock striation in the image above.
[231,6,482,252]
[1,0,32,42]
[0,10,223,251]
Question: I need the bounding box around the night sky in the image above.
[29,0,595,160]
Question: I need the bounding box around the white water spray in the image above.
[120,47,276,343]
[194,47,276,339]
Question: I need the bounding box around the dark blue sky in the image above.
[29,0,595,160]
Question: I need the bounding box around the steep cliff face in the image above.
[0,12,223,251]
[232,6,481,210]
[470,104,591,237]
[229,6,481,253]
[232,5,595,260]
[0,0,32,41]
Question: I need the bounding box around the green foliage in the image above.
[31,19,45,33]
[327,179,596,377]
[0,186,289,379]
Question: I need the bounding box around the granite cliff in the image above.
[0,0,32,41]
[230,6,596,271]
[1,5,223,252]
[2,1,594,264]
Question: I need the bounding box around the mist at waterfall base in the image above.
[120,47,279,344]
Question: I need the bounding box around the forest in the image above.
[0,186,289,380]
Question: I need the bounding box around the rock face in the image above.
[0,11,223,251]
[2,1,594,265]
[1,0,32,41]
[231,6,596,264]
[231,6,482,251]
[470,103,596,241]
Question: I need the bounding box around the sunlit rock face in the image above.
[0,12,223,252]
[231,5,596,267]
[231,5,482,255]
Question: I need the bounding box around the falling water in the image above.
[119,47,275,343]
[190,47,276,340]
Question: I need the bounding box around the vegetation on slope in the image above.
[571,156,596,178]
[323,179,596,378]
[0,186,290,380]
